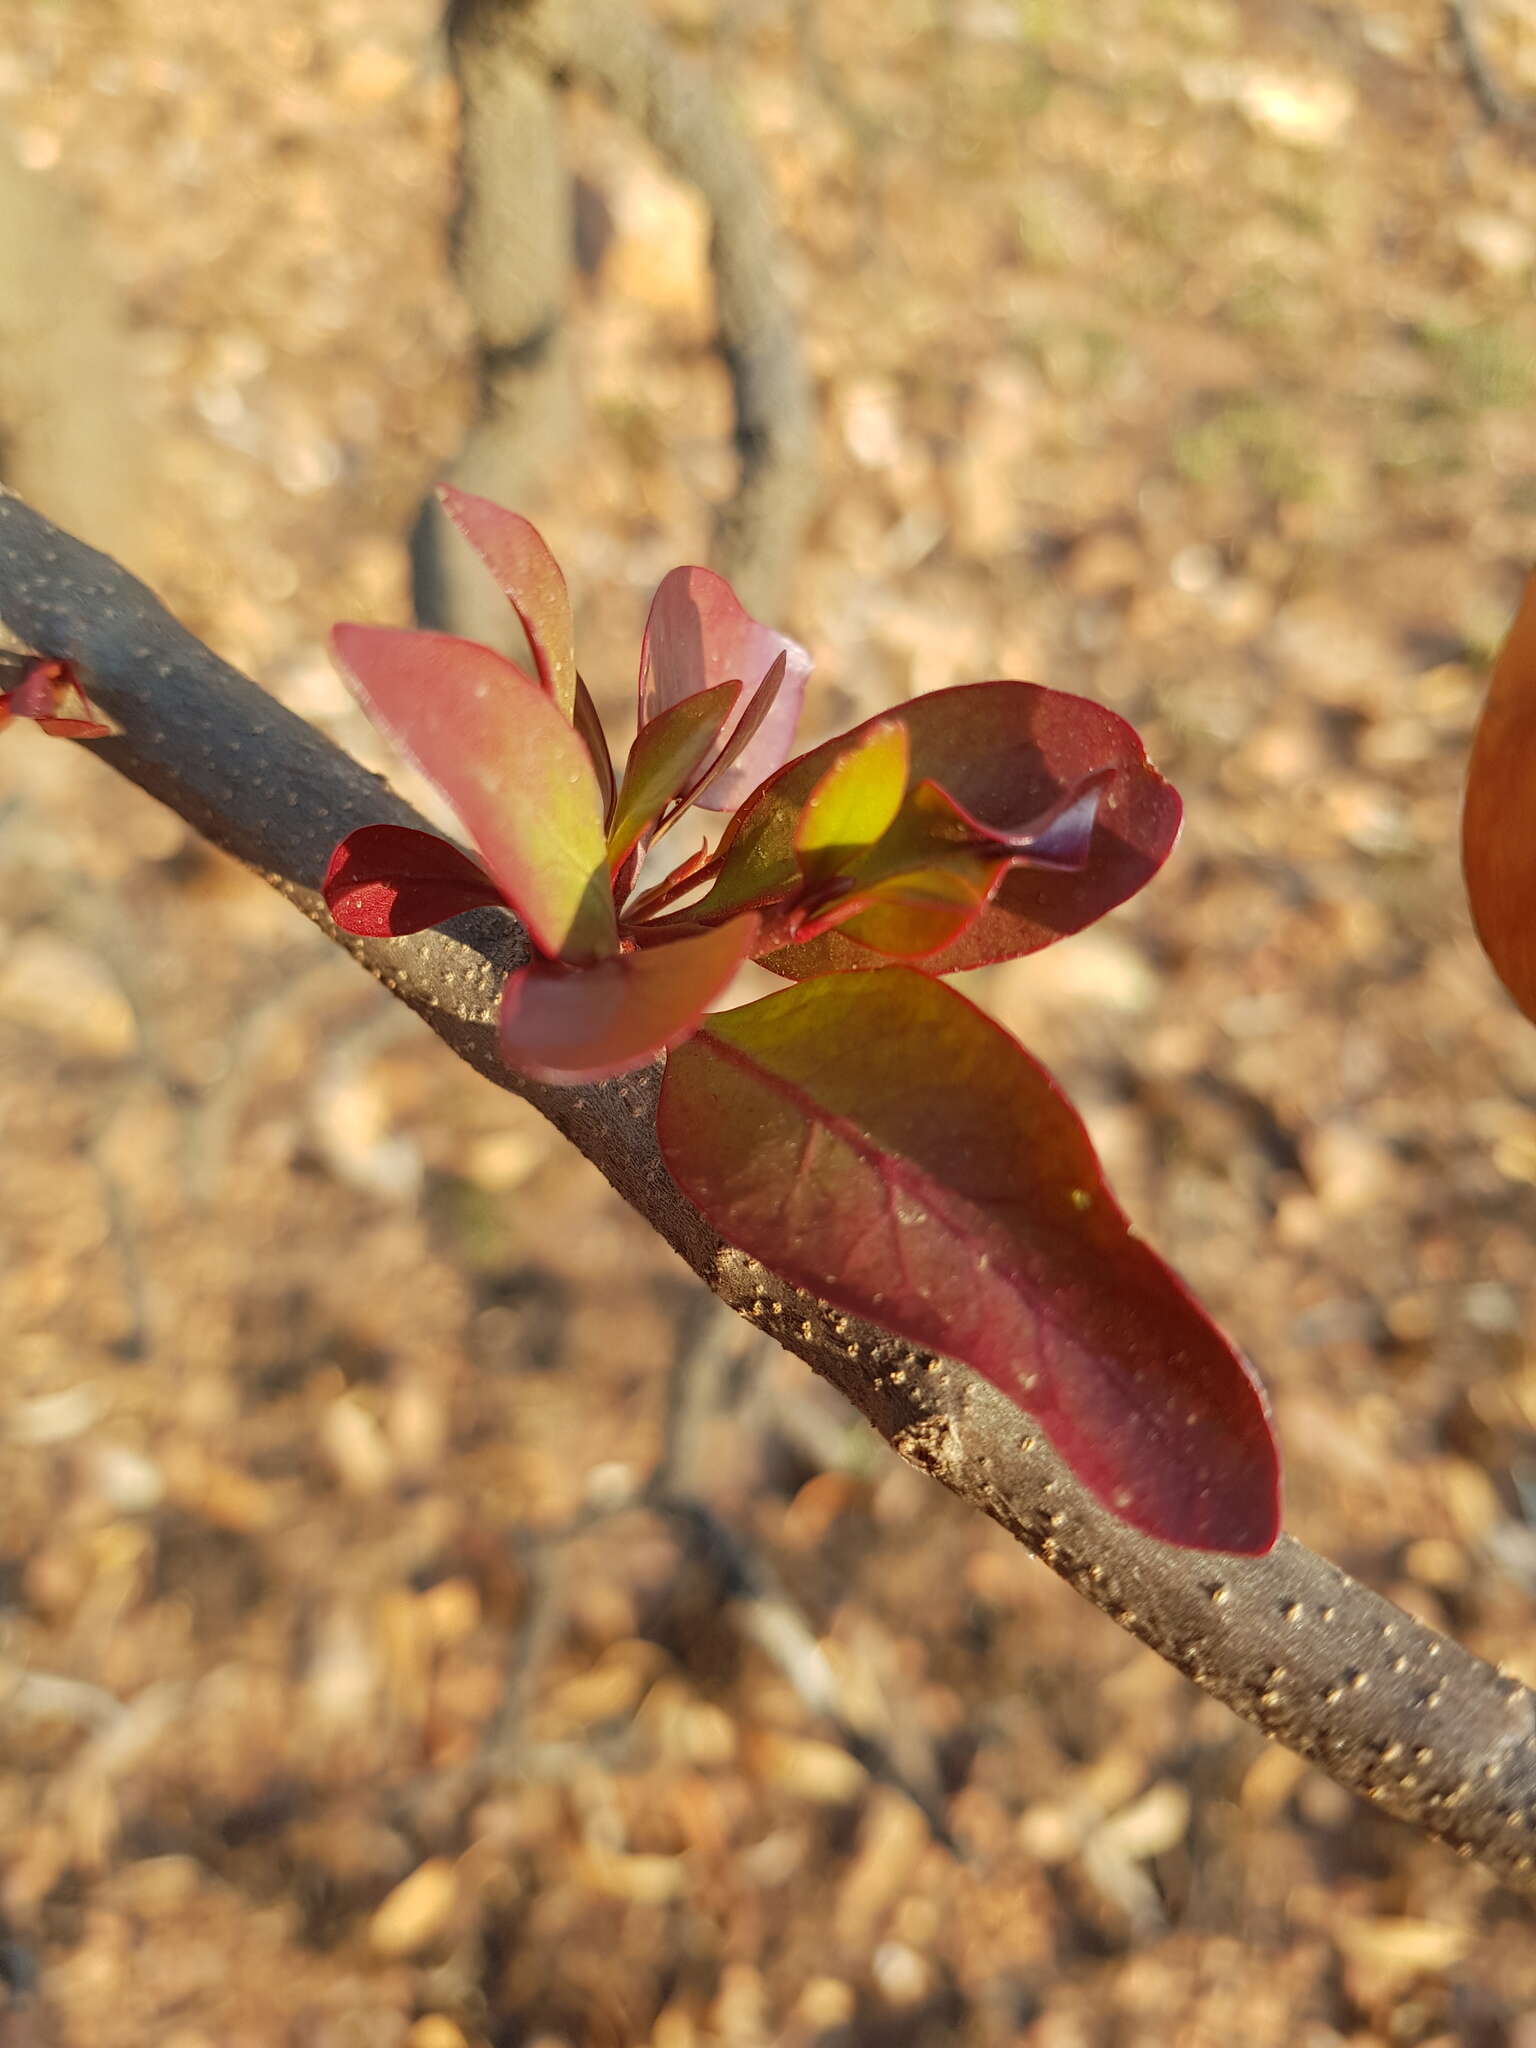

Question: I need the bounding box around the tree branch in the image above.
[5,486,1536,1895]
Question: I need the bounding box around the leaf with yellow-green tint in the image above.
[330,624,616,964]
[793,718,909,887]
[659,969,1278,1553]
[438,486,578,721]
[607,681,741,878]
[693,681,1180,976]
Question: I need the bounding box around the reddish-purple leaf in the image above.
[3,659,116,740]
[658,969,1279,1553]
[607,680,742,876]
[323,824,506,936]
[1465,568,1536,1025]
[935,768,1111,868]
[35,714,116,740]
[331,624,617,965]
[499,913,760,1083]
[624,839,721,925]
[438,486,578,721]
[694,681,1181,976]
[639,568,810,811]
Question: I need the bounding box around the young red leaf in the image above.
[437,486,578,721]
[1465,568,1536,1024]
[9,661,68,721]
[323,824,506,936]
[693,681,1180,976]
[35,711,117,740]
[623,839,722,925]
[2,658,116,740]
[639,568,810,811]
[933,769,1111,868]
[607,680,742,877]
[658,969,1279,1554]
[499,913,759,1083]
[331,624,617,965]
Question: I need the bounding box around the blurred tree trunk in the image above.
[412,0,816,643]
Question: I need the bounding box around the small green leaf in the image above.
[658,969,1279,1553]
[331,624,616,965]
[607,680,742,878]
[793,718,909,887]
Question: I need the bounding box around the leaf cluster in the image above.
[314,493,1278,1554]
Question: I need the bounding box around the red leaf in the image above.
[437,487,578,721]
[639,568,810,811]
[623,839,721,925]
[694,681,1181,976]
[658,970,1279,1553]
[935,768,1111,868]
[9,662,66,720]
[331,623,617,965]
[499,913,760,1083]
[323,824,506,936]
[1465,568,1536,1023]
[35,716,116,740]
[3,659,116,740]
[796,847,1010,960]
